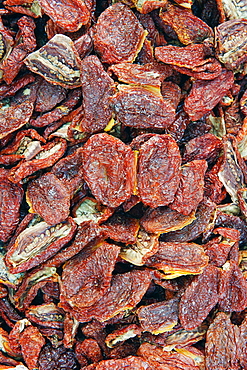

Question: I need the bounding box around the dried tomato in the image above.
[205,312,239,370]
[74,33,93,60]
[26,172,71,225]
[169,160,208,216]
[44,221,105,268]
[25,34,82,88]
[134,0,167,14]
[39,0,90,32]
[26,303,65,329]
[218,261,247,312]
[183,133,222,164]
[14,266,59,310]
[179,265,220,330]
[30,88,81,128]
[137,297,179,334]
[155,44,207,69]
[0,129,45,166]
[145,241,208,278]
[94,3,146,64]
[108,62,172,89]
[101,212,139,244]
[82,356,152,369]
[112,85,176,129]
[159,3,213,45]
[105,324,142,349]
[163,198,216,243]
[1,16,36,84]
[0,169,23,242]
[140,206,196,234]
[215,19,247,69]
[83,133,136,208]
[184,69,234,121]
[0,101,34,140]
[0,1,247,367]
[120,228,159,266]
[61,270,151,323]
[60,242,120,309]
[0,73,35,99]
[79,56,116,133]
[34,79,67,113]
[5,217,77,273]
[51,147,84,196]
[8,138,67,184]
[218,136,245,203]
[38,344,79,370]
[137,135,181,207]
[138,342,201,369]
[19,325,45,369]
[72,197,113,225]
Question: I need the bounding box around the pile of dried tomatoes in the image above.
[0,0,247,368]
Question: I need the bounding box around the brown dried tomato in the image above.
[101,212,139,244]
[140,206,196,234]
[0,169,23,242]
[145,241,209,278]
[205,312,240,370]
[30,88,81,128]
[83,133,136,208]
[5,217,77,273]
[25,34,82,88]
[218,261,247,312]
[39,0,90,32]
[26,172,71,224]
[137,135,181,207]
[179,265,220,330]
[60,242,120,310]
[0,101,34,140]
[112,85,176,130]
[169,160,208,216]
[137,297,179,334]
[215,19,247,69]
[159,3,213,45]
[8,138,67,184]
[0,1,247,368]
[108,62,172,89]
[19,325,45,369]
[79,56,116,133]
[61,270,151,323]
[184,69,234,121]
[94,3,147,64]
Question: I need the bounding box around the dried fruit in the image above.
[179,265,220,330]
[137,297,179,334]
[137,135,181,207]
[184,69,234,121]
[60,243,120,309]
[5,217,77,273]
[0,2,247,369]
[26,173,71,225]
[205,312,239,370]
[83,133,135,208]
[25,34,81,88]
[94,3,147,64]
[38,0,90,32]
[145,241,209,278]
[79,56,116,133]
[112,85,176,129]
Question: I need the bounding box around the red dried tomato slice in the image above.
[83,133,136,208]
[94,3,146,64]
[137,135,181,207]
[26,172,71,225]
